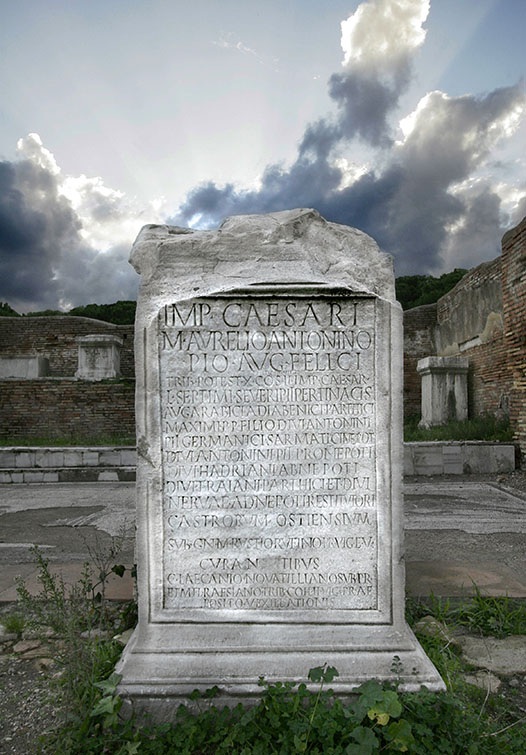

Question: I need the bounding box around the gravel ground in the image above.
[0,654,60,754]
[1,470,526,753]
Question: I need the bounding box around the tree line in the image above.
[0,270,468,324]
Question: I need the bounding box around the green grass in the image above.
[407,589,526,638]
[0,434,135,447]
[404,413,514,443]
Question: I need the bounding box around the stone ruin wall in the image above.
[436,256,508,419]
[1,217,525,450]
[0,316,135,377]
[502,218,526,452]
[0,316,135,442]
[403,216,526,454]
[403,303,438,418]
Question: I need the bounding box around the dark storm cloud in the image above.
[0,144,139,312]
[328,69,405,147]
[170,0,524,274]
[171,81,524,274]
[0,157,79,310]
[172,0,432,231]
[441,187,502,270]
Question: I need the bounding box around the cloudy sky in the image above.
[1,0,524,312]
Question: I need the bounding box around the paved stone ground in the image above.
[404,475,526,597]
[1,474,526,600]
[1,473,526,752]
[0,482,136,602]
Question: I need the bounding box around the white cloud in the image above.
[397,88,526,173]
[340,0,430,71]
[60,173,166,251]
[16,133,60,176]
[1,133,164,311]
[333,157,369,188]
[213,32,279,71]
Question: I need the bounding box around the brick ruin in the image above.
[1,215,525,453]
[0,317,135,442]
[404,215,526,454]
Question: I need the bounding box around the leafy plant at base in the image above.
[77,524,136,627]
[141,668,415,754]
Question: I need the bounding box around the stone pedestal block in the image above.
[417,356,469,428]
[0,355,49,378]
[76,335,123,381]
[117,209,444,717]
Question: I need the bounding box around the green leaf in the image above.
[384,719,415,751]
[94,672,122,696]
[308,665,325,683]
[122,744,141,755]
[367,707,390,725]
[112,564,126,578]
[347,725,379,754]
[90,695,119,718]
[323,665,339,684]
[308,664,339,684]
[293,733,308,752]
[362,685,403,726]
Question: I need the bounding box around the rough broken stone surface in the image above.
[463,671,502,693]
[13,639,41,654]
[130,208,396,311]
[456,635,526,675]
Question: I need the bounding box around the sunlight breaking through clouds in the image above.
[0,0,524,311]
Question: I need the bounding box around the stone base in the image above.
[116,621,444,720]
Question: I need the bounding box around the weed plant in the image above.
[0,434,136,447]
[0,610,26,637]
[15,544,136,746]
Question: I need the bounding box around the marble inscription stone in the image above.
[117,209,444,717]
[160,294,379,615]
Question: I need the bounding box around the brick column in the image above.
[501,216,526,455]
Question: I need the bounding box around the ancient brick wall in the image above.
[401,222,524,442]
[0,317,135,377]
[436,258,503,353]
[435,255,509,420]
[501,217,526,450]
[403,304,438,418]
[0,379,136,443]
[462,340,510,418]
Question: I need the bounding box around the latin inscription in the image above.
[159,297,377,611]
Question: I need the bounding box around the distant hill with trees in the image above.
[67,301,137,324]
[1,270,469,322]
[2,300,138,324]
[0,302,20,317]
[395,269,467,310]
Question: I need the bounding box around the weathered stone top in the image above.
[130,209,395,310]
